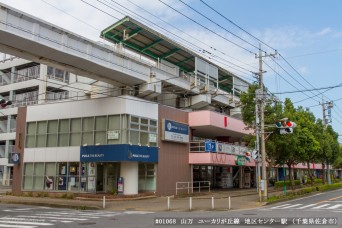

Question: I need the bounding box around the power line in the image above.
[124,0,258,71]
[157,0,256,55]
[199,0,276,52]
[270,82,342,95]
[178,0,259,51]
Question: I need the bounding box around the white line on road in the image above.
[17,215,87,221]
[326,204,342,209]
[35,213,99,219]
[0,225,36,228]
[297,204,317,209]
[0,220,53,226]
[312,204,331,209]
[281,204,303,209]
[269,204,291,209]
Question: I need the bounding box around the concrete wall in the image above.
[156,105,190,196]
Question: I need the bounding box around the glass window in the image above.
[140,132,149,146]
[57,162,68,191]
[59,119,70,133]
[24,163,34,175]
[150,120,157,126]
[95,132,106,145]
[47,120,58,133]
[141,118,148,125]
[37,121,47,134]
[138,163,156,192]
[131,116,139,124]
[82,132,94,145]
[47,134,57,147]
[70,118,81,146]
[23,176,33,190]
[150,126,157,133]
[34,163,44,175]
[82,117,94,131]
[27,122,36,135]
[95,116,106,131]
[130,130,139,144]
[36,135,47,147]
[26,135,36,148]
[71,118,81,132]
[108,115,120,130]
[58,133,69,147]
[70,133,81,146]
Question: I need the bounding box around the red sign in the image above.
[224,116,228,127]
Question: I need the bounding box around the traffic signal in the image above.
[275,118,296,134]
[0,99,12,108]
[245,151,251,162]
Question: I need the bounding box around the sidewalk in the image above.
[0,187,283,212]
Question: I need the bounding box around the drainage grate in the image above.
[243,214,257,215]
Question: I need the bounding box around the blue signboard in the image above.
[205,141,216,152]
[80,144,158,162]
[163,119,189,143]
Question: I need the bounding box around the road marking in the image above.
[17,215,87,221]
[0,219,53,226]
[124,211,154,214]
[312,204,330,209]
[332,210,342,213]
[297,204,317,209]
[269,204,291,209]
[36,213,99,219]
[0,225,36,228]
[281,204,302,209]
[326,204,342,209]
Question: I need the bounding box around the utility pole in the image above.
[322,96,333,185]
[255,43,277,202]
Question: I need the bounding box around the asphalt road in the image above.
[0,189,341,228]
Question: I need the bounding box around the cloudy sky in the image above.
[1,0,342,138]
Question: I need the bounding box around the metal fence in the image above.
[176,181,211,195]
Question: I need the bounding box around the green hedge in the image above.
[316,183,342,191]
[274,180,301,188]
[267,183,342,203]
[275,178,340,188]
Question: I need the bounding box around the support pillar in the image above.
[120,162,139,195]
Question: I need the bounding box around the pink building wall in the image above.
[189,110,253,135]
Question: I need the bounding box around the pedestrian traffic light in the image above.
[0,99,12,108]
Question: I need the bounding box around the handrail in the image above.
[176,181,211,195]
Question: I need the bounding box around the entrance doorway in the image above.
[96,163,120,193]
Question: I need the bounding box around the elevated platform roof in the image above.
[100,16,248,92]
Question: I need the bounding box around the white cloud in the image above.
[316,27,332,36]
[297,66,309,75]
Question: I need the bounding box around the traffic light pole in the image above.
[255,43,277,202]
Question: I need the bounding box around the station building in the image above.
[0,4,333,196]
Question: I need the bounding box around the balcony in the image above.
[14,65,40,83]
[46,91,69,102]
[0,72,11,86]
[0,119,16,134]
[0,65,40,86]
[0,145,14,159]
[47,66,70,83]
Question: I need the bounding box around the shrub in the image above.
[314,179,323,184]
[274,180,301,188]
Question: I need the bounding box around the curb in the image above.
[0,199,100,210]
